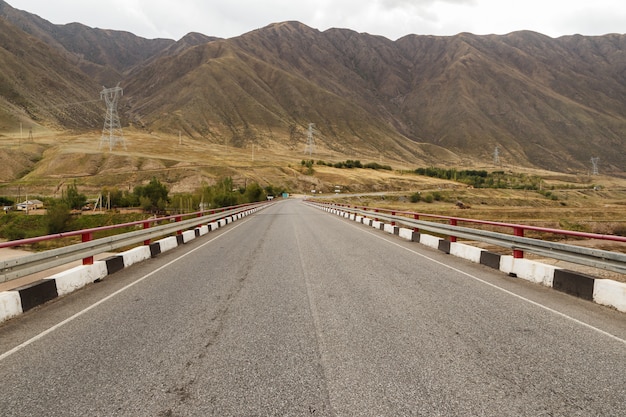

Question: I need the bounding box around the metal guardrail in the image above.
[0,202,269,283]
[307,201,626,275]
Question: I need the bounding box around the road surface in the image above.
[0,199,625,416]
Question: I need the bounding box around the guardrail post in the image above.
[413,214,419,233]
[391,211,396,226]
[514,227,524,258]
[82,232,93,265]
[449,219,457,243]
[375,209,379,222]
[176,215,183,235]
[143,221,151,245]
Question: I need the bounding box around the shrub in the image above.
[63,181,87,210]
[409,192,421,203]
[46,202,72,234]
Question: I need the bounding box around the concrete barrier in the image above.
[15,279,58,312]
[399,228,418,242]
[450,242,483,264]
[480,251,501,269]
[0,291,22,322]
[500,257,558,287]
[594,279,626,312]
[420,234,442,249]
[157,236,179,253]
[122,246,152,268]
[182,230,196,244]
[553,269,594,300]
[383,224,400,235]
[103,255,125,275]
[49,262,108,296]
[372,221,384,230]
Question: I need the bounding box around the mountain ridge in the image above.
[1,1,625,176]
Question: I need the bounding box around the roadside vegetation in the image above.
[0,177,284,243]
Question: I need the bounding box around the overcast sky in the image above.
[9,0,626,41]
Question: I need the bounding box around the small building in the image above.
[16,199,44,211]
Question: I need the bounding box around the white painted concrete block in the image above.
[182,230,196,243]
[350,214,356,221]
[508,258,558,287]
[450,242,483,264]
[158,236,179,253]
[372,221,383,230]
[197,225,209,236]
[0,291,23,323]
[209,222,219,231]
[122,246,152,267]
[49,262,108,296]
[356,216,363,223]
[399,228,414,241]
[218,219,227,227]
[383,224,395,234]
[420,234,441,249]
[499,255,514,275]
[594,279,626,313]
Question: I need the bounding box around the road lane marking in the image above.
[0,219,252,362]
[349,221,626,346]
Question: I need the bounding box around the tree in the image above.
[64,181,87,210]
[46,201,72,234]
[134,177,169,213]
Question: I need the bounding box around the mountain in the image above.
[0,14,102,130]
[1,1,626,175]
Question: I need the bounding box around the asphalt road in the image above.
[0,199,625,416]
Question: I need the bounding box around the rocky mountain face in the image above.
[1,0,625,173]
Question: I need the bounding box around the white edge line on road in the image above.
[351,221,626,346]
[0,218,252,363]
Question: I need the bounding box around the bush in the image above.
[63,181,87,210]
[134,177,169,213]
[3,224,26,241]
[46,202,72,234]
[409,192,421,203]
[423,194,434,203]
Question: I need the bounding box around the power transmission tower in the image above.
[591,157,599,175]
[99,84,126,151]
[304,123,315,155]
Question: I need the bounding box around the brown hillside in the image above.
[0,2,625,178]
[0,17,102,131]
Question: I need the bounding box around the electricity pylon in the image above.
[304,123,315,155]
[99,84,126,151]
